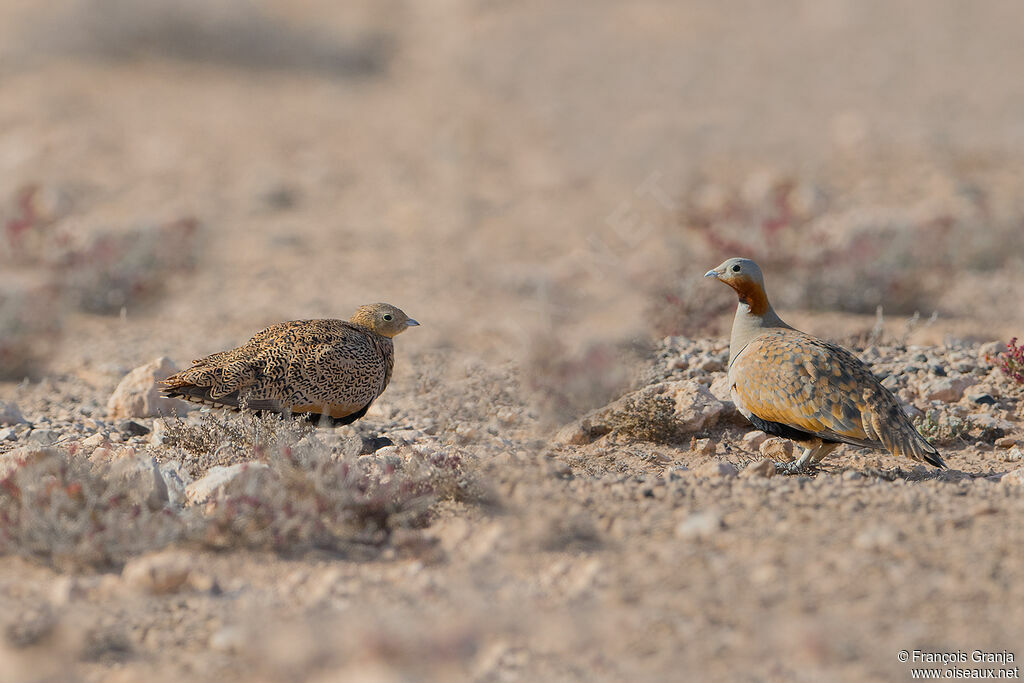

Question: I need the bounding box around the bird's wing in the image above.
[731,330,886,448]
[731,330,943,466]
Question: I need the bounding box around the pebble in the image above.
[968,394,996,406]
[1001,468,1024,486]
[185,462,272,505]
[0,427,17,442]
[26,428,58,446]
[122,551,193,594]
[118,419,151,437]
[740,459,775,478]
[81,433,106,448]
[691,438,716,456]
[675,511,723,539]
[921,376,976,402]
[741,431,769,450]
[696,461,738,478]
[994,437,1020,449]
[759,437,795,462]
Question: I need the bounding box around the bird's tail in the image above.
[889,429,945,468]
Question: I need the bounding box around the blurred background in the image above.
[1,0,1022,394]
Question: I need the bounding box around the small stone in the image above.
[921,376,976,403]
[969,394,996,406]
[122,551,193,594]
[149,418,169,446]
[675,511,723,539]
[159,461,192,508]
[185,462,272,505]
[209,626,245,654]
[0,427,17,442]
[81,433,107,448]
[842,469,863,481]
[1000,468,1024,486]
[0,401,27,426]
[691,438,716,456]
[741,431,769,450]
[26,428,58,446]
[109,456,169,511]
[699,356,724,373]
[106,357,190,419]
[1003,447,1022,462]
[741,459,775,478]
[759,437,795,462]
[118,420,151,437]
[994,437,1020,449]
[696,461,738,478]
[454,424,478,442]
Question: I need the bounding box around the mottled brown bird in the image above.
[705,258,943,472]
[162,303,419,425]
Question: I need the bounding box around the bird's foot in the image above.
[774,460,817,475]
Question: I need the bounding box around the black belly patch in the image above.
[744,413,837,444]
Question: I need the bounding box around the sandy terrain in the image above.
[0,1,1023,681]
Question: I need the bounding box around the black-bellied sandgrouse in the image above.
[705,258,944,472]
[162,303,419,425]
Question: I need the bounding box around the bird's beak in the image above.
[406,319,420,327]
[704,269,720,279]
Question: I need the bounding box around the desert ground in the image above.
[1,1,1023,681]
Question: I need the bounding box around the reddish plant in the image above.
[996,337,1024,385]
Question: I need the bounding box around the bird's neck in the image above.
[729,300,789,367]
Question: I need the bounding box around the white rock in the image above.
[0,427,16,442]
[106,357,190,419]
[691,438,716,456]
[185,462,272,505]
[921,375,976,403]
[81,433,107,448]
[1001,468,1024,486]
[0,401,26,425]
[675,511,723,539]
[122,551,193,594]
[159,460,193,508]
[109,456,169,511]
[149,418,170,446]
[26,429,58,446]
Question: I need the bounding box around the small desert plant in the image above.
[162,410,314,476]
[913,411,975,446]
[606,391,683,444]
[196,442,466,555]
[0,450,186,570]
[994,337,1024,385]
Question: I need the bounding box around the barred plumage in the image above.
[161,303,419,425]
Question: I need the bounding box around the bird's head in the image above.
[705,257,771,315]
[350,303,420,338]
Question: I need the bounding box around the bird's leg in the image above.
[809,441,839,464]
[776,440,838,473]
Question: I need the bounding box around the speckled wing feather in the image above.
[162,319,394,422]
[730,329,944,467]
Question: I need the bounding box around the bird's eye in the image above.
[383,314,393,321]
[731,264,741,273]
